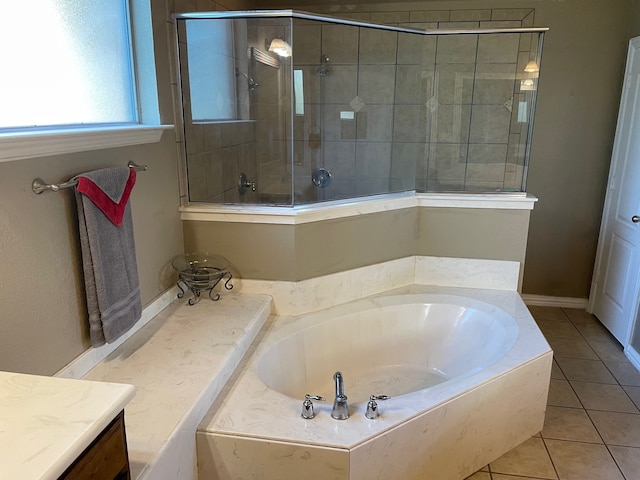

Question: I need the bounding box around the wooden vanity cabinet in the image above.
[59,410,130,480]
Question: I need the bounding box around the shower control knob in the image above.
[632,215,640,223]
[238,172,256,195]
[312,168,332,188]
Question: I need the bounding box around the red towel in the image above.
[76,169,137,227]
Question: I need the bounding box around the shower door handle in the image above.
[632,215,640,223]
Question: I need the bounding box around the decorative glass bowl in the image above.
[171,253,233,305]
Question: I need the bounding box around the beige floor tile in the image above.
[529,306,569,322]
[465,472,490,480]
[588,410,640,447]
[536,320,581,339]
[624,386,640,409]
[570,381,639,413]
[605,361,640,386]
[492,475,552,480]
[490,436,557,479]
[554,358,617,384]
[588,340,628,362]
[544,439,624,480]
[573,322,616,343]
[608,445,640,480]
[562,308,598,324]
[551,360,565,380]
[547,337,598,360]
[547,379,581,408]
[541,406,602,443]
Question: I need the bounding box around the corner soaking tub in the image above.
[197,287,553,480]
[256,299,518,403]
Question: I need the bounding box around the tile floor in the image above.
[466,306,640,480]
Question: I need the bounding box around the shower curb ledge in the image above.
[179,192,538,224]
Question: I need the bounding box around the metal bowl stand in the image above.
[176,269,233,305]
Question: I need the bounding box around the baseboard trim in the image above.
[55,287,179,379]
[625,344,640,372]
[521,294,588,309]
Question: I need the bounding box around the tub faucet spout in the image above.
[331,371,349,420]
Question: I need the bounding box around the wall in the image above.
[289,8,537,200]
[0,135,183,376]
[632,0,640,36]
[416,207,530,261]
[239,0,633,300]
[0,0,236,375]
[172,0,252,11]
[521,0,630,297]
[183,207,530,283]
[183,209,416,280]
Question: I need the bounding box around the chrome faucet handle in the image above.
[365,395,390,419]
[331,372,349,420]
[301,394,325,419]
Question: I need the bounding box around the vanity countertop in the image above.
[0,371,135,480]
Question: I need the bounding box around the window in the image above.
[186,19,237,121]
[0,0,166,163]
[294,70,304,115]
[0,1,138,129]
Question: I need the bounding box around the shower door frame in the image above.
[172,10,548,207]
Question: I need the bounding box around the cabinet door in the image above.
[591,37,640,345]
[59,411,130,480]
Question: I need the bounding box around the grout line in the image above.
[534,307,629,479]
[474,303,640,477]
[539,436,560,480]
[604,443,630,480]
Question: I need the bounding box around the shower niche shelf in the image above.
[171,253,233,305]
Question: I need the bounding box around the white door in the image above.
[591,37,640,345]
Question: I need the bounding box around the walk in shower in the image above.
[175,10,546,206]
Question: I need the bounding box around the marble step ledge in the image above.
[82,292,272,480]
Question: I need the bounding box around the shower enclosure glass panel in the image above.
[175,11,545,206]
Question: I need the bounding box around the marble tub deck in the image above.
[82,292,272,480]
[197,285,553,480]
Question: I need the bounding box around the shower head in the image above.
[235,69,259,91]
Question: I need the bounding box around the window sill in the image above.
[0,124,174,163]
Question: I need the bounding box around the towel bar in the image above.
[32,162,147,195]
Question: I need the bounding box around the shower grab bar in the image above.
[31,161,147,195]
[173,10,549,36]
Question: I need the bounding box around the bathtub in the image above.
[256,298,519,404]
[197,286,552,480]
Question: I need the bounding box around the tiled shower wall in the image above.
[180,18,291,204]
[177,17,260,203]
[173,0,261,204]
[291,7,539,201]
[178,7,540,204]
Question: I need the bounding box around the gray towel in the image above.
[75,167,142,347]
